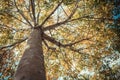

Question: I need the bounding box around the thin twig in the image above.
[2,12,28,25]
[40,0,63,27]
[0,37,28,50]
[0,23,16,31]
[24,1,33,22]
[14,0,33,27]
[61,5,69,16]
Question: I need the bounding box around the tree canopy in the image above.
[0,0,120,80]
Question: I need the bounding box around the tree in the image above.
[1,0,85,80]
[0,0,119,80]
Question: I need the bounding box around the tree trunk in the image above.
[14,29,46,80]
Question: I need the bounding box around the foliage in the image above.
[0,0,120,80]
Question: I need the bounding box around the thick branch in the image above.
[30,0,36,26]
[43,33,92,53]
[36,6,41,25]
[43,20,69,31]
[43,4,78,31]
[0,37,28,50]
[43,39,56,50]
[43,16,113,31]
[43,33,93,47]
[43,33,62,47]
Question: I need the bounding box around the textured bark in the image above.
[14,29,46,80]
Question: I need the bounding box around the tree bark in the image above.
[14,29,46,80]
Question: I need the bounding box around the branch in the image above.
[43,33,92,53]
[43,20,69,31]
[69,47,87,54]
[36,3,41,25]
[0,37,28,50]
[39,0,63,27]
[61,5,68,16]
[30,0,36,26]
[8,13,29,25]
[43,33,62,47]
[24,1,33,22]
[0,23,31,32]
[0,23,16,31]
[43,33,93,47]
[1,11,28,25]
[66,3,78,20]
[70,16,114,22]
[43,39,56,51]
[43,4,78,31]
[14,0,33,27]
[43,16,113,31]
